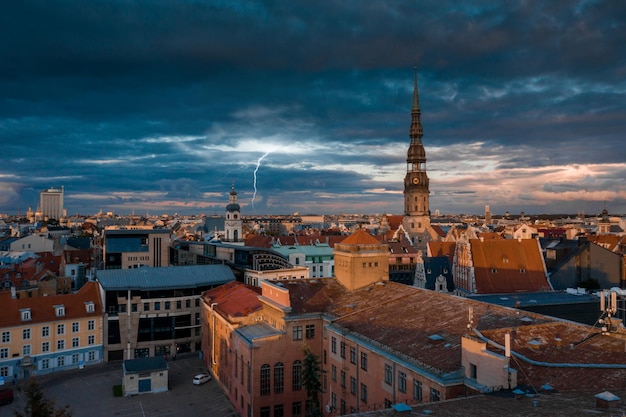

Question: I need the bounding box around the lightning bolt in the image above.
[252,151,270,210]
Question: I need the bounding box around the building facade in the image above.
[0,282,104,380]
[102,229,170,269]
[202,229,626,417]
[39,187,64,220]
[96,265,234,361]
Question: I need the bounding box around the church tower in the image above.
[402,68,433,251]
[224,185,243,245]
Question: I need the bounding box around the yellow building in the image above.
[0,282,104,380]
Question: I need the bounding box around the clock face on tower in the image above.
[412,177,419,185]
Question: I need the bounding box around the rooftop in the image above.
[96,264,235,291]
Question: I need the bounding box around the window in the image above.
[72,354,80,364]
[72,322,79,333]
[88,320,95,331]
[144,302,150,311]
[350,347,357,364]
[398,371,407,393]
[57,340,65,350]
[0,367,9,377]
[260,364,271,396]
[341,371,346,388]
[292,402,302,417]
[20,309,31,321]
[85,302,95,313]
[88,351,96,361]
[360,383,368,403]
[23,328,31,340]
[430,388,441,402]
[55,305,65,317]
[176,300,182,309]
[186,299,191,308]
[292,326,302,341]
[1,331,9,343]
[305,325,315,339]
[350,376,356,394]
[131,303,138,312]
[40,359,49,370]
[119,304,126,313]
[331,365,337,381]
[340,342,346,358]
[413,380,422,401]
[57,324,65,335]
[42,342,50,353]
[195,298,200,307]
[384,364,393,385]
[72,337,79,348]
[273,404,284,417]
[340,400,346,415]
[331,337,337,353]
[23,345,31,356]
[0,348,7,359]
[154,302,160,311]
[42,326,50,337]
[274,363,284,394]
[292,361,302,391]
[164,301,170,310]
[360,352,368,371]
[57,356,65,367]
[260,407,270,417]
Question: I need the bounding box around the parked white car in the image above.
[193,373,211,385]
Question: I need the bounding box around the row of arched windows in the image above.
[260,361,302,396]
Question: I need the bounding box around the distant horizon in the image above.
[3,206,622,221]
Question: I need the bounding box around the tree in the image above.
[14,378,72,417]
[300,345,323,417]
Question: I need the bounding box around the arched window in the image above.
[260,364,270,395]
[292,360,302,391]
[274,362,284,393]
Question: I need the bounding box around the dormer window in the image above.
[85,301,95,313]
[54,305,65,317]
[20,308,31,321]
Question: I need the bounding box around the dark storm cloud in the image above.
[1,0,625,216]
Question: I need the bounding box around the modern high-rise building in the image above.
[39,186,65,220]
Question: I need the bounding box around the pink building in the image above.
[202,230,626,417]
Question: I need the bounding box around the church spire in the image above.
[410,66,423,141]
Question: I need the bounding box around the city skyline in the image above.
[2,1,626,217]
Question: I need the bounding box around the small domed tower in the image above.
[225,185,243,244]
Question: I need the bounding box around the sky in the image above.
[2,1,626,217]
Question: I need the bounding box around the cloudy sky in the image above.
[2,1,626,217]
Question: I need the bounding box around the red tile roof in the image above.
[470,238,551,294]
[280,278,626,391]
[429,241,456,259]
[202,281,262,318]
[339,229,380,245]
[386,215,404,231]
[0,281,103,327]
